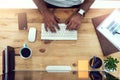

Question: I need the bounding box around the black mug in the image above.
[20,44,32,59]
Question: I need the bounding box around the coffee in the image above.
[21,48,31,58]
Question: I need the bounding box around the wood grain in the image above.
[0,9,120,78]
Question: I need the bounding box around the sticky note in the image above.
[78,60,88,78]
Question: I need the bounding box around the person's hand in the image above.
[43,11,60,32]
[65,13,83,30]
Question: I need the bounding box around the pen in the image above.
[92,56,96,68]
[115,31,120,34]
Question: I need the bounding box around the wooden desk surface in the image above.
[0,8,120,78]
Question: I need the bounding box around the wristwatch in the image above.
[78,9,85,16]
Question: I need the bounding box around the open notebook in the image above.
[97,9,120,50]
[41,23,77,40]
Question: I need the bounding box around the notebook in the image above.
[41,23,77,40]
[92,10,119,56]
[97,9,120,50]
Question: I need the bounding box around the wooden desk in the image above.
[0,9,120,78]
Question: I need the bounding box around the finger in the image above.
[45,23,48,32]
[53,19,60,30]
[54,23,60,30]
[76,25,80,30]
[46,21,56,32]
[55,17,60,23]
[65,18,69,25]
[69,23,76,30]
[69,23,77,30]
[66,21,72,30]
[73,26,78,30]
[54,17,60,30]
[49,25,56,32]
[73,25,78,30]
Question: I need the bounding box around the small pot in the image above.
[89,56,102,69]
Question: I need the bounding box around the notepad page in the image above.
[41,23,77,40]
[97,9,120,50]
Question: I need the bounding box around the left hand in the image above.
[65,13,83,30]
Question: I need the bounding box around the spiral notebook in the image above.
[41,23,77,40]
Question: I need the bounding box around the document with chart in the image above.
[41,23,77,40]
[97,9,120,50]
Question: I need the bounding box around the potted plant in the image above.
[104,56,119,72]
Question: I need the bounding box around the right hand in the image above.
[43,11,60,32]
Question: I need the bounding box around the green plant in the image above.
[104,56,119,71]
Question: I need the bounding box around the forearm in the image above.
[33,0,49,16]
[79,0,95,13]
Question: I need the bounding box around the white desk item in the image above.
[41,23,77,40]
[28,27,36,42]
[46,66,72,72]
[97,9,120,50]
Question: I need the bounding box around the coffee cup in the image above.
[20,44,32,59]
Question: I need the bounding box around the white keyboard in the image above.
[41,23,77,40]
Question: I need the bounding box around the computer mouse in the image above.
[28,27,36,42]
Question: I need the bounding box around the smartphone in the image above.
[2,46,15,73]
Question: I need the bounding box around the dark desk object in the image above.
[92,14,119,56]
[2,71,15,80]
[104,72,119,80]
[2,46,15,73]
[18,13,28,30]
[89,71,103,80]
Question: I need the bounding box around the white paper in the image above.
[41,23,77,40]
[97,9,120,50]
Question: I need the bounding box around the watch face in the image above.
[78,9,85,16]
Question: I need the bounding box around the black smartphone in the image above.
[2,46,15,73]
